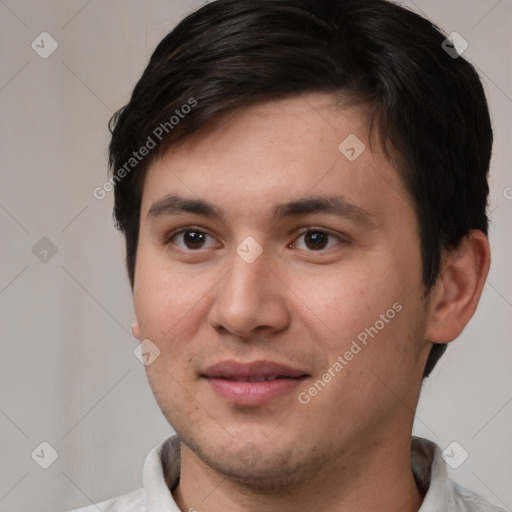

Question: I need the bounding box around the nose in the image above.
[207,247,291,338]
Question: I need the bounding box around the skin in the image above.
[131,92,490,512]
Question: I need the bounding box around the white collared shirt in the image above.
[70,436,507,512]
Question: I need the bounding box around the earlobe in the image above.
[425,230,490,344]
[131,318,142,341]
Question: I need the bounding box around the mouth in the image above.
[217,375,304,382]
[201,360,309,406]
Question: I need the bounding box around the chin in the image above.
[198,446,306,492]
[177,425,324,493]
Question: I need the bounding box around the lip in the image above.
[201,360,309,407]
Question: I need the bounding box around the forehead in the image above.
[140,92,411,226]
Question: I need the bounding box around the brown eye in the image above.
[182,231,207,249]
[168,229,219,251]
[292,230,343,251]
[304,231,329,250]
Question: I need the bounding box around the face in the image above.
[132,93,433,489]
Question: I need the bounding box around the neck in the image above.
[172,431,424,512]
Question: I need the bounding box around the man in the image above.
[74,0,503,510]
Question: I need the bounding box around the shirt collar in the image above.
[412,437,448,511]
[143,435,181,512]
[143,435,449,511]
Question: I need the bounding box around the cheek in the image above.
[291,260,422,368]
[300,300,426,434]
[289,264,390,341]
[133,250,210,342]
[145,359,206,434]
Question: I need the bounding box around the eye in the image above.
[165,227,345,253]
[290,229,344,251]
[166,228,220,251]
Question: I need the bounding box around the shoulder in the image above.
[412,437,507,512]
[67,488,146,512]
[66,436,180,512]
[448,480,508,512]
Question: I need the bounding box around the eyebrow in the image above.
[146,193,376,227]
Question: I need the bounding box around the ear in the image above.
[131,317,142,341]
[425,230,490,343]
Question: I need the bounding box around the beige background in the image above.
[0,1,511,511]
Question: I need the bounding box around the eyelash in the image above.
[163,226,347,253]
